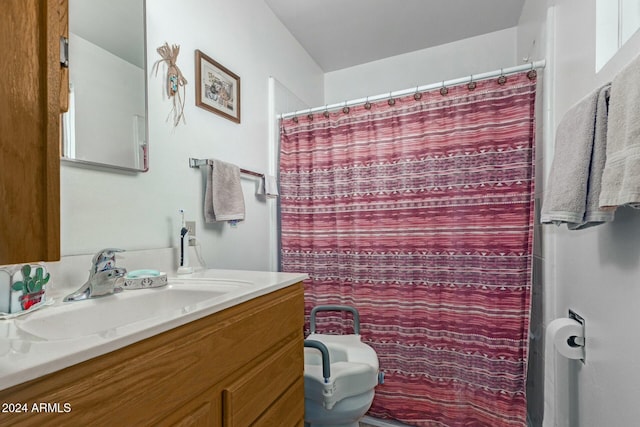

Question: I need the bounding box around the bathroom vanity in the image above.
[0,270,306,426]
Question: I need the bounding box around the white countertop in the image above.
[0,268,307,391]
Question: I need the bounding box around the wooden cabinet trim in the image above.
[43,0,67,261]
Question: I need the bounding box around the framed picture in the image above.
[195,50,241,123]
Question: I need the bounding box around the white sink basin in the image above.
[15,283,241,341]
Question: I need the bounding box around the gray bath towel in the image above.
[599,54,640,209]
[570,84,614,229]
[204,159,245,223]
[541,84,613,228]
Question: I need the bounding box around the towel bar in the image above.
[189,158,264,178]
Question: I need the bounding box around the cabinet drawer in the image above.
[156,387,220,427]
[254,377,304,427]
[223,338,303,426]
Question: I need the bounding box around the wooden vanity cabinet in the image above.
[0,283,305,426]
[0,0,68,264]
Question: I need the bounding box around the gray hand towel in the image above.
[257,174,279,198]
[204,160,245,223]
[599,54,640,209]
[541,84,613,228]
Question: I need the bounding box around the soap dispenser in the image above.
[177,209,193,275]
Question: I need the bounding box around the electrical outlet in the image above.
[186,221,196,245]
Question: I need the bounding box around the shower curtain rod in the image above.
[279,60,545,119]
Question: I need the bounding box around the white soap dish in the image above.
[123,270,168,290]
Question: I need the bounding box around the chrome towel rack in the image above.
[188,157,264,178]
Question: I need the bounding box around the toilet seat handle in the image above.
[310,305,361,335]
[304,339,331,383]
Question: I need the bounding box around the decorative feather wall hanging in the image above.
[152,42,187,127]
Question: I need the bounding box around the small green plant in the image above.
[11,265,50,310]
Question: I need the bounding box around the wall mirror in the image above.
[62,0,148,172]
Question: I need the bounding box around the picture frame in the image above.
[195,50,241,123]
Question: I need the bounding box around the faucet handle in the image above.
[91,248,125,273]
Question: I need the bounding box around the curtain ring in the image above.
[292,115,298,123]
[364,96,372,110]
[467,75,476,91]
[497,69,507,85]
[440,81,448,96]
[527,62,537,80]
[413,86,422,100]
[388,92,396,106]
[342,101,350,114]
[307,112,314,120]
[323,106,330,118]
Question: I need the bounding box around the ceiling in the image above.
[264,0,526,72]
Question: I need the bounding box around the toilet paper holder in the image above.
[568,309,586,363]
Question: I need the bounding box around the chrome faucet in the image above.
[63,248,127,302]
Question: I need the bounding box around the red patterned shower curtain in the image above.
[279,72,536,426]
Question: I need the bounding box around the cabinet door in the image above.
[0,0,67,264]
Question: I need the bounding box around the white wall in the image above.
[60,0,323,272]
[323,27,518,104]
[520,0,640,426]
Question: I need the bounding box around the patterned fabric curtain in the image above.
[280,72,537,426]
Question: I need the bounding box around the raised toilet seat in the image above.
[304,306,380,427]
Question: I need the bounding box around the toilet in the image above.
[304,305,380,427]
